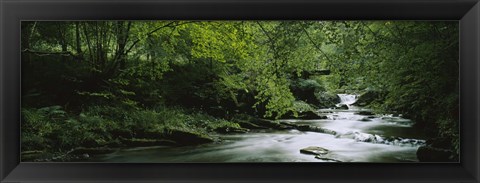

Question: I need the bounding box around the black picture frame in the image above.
[1,0,479,182]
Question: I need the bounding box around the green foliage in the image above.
[22,106,116,151]
[21,20,459,158]
[22,107,60,151]
[292,101,316,113]
[437,118,460,155]
[254,76,296,118]
[294,79,323,91]
[21,104,240,153]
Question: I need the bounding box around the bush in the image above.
[22,107,64,151]
[291,100,316,113]
[290,79,326,106]
[437,117,459,155]
[23,106,121,151]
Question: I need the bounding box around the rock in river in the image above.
[358,117,372,122]
[417,146,455,162]
[297,111,328,120]
[336,104,349,110]
[300,146,329,155]
[214,126,250,134]
[355,111,375,116]
[164,129,214,146]
[282,111,328,120]
[315,156,342,162]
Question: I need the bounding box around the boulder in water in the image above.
[295,124,337,135]
[416,137,457,162]
[316,92,341,108]
[300,146,329,155]
[355,111,375,116]
[337,131,384,143]
[281,110,328,120]
[164,129,214,146]
[358,117,372,122]
[417,146,455,162]
[426,137,454,149]
[249,118,294,130]
[336,104,349,110]
[235,120,268,129]
[214,126,249,134]
[352,90,382,107]
[298,111,328,119]
[353,132,376,142]
[315,156,342,162]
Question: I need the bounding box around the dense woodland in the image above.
[21,21,459,161]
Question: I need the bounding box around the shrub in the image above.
[21,107,64,151]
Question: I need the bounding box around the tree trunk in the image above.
[21,22,35,65]
[75,22,83,60]
[57,23,68,62]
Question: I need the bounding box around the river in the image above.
[92,94,426,163]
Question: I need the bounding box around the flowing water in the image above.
[92,94,426,163]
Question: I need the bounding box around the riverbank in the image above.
[89,102,427,163]
[21,94,445,162]
[21,105,237,161]
[22,101,336,162]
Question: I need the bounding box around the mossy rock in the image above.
[164,129,214,146]
[235,120,268,129]
[336,104,349,110]
[355,111,375,116]
[214,126,250,134]
[426,137,454,149]
[298,111,327,119]
[249,118,294,130]
[282,111,328,120]
[352,90,382,107]
[316,92,341,109]
[121,138,177,147]
[314,156,343,162]
[417,146,455,162]
[300,146,329,155]
[358,117,372,122]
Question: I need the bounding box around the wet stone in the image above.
[358,117,372,122]
[355,111,375,116]
[300,146,329,155]
[315,156,343,162]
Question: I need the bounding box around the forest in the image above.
[21,21,459,162]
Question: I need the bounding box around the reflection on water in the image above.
[92,95,425,163]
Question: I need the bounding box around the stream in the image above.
[92,94,427,163]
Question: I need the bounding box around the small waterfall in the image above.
[337,94,358,106]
